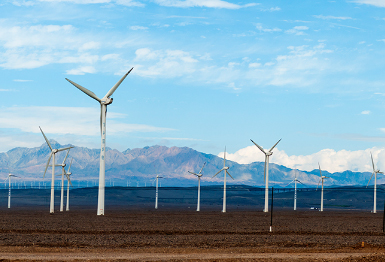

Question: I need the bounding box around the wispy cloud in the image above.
[153,0,257,9]
[0,106,174,136]
[129,26,148,30]
[313,15,353,20]
[285,26,309,35]
[361,110,371,115]
[255,23,281,32]
[352,0,385,7]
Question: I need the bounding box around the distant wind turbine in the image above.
[4,165,18,209]
[213,147,234,213]
[56,149,71,212]
[367,152,383,214]
[188,162,206,211]
[250,139,281,212]
[40,126,74,214]
[317,163,330,212]
[66,68,133,216]
[155,175,162,209]
[65,158,73,211]
[287,170,304,211]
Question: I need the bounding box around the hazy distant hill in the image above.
[0,142,376,187]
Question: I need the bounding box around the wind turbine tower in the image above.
[57,149,70,212]
[213,148,234,213]
[317,163,330,212]
[250,139,281,212]
[188,162,206,211]
[66,68,133,215]
[65,158,73,211]
[155,175,162,209]
[5,167,18,209]
[287,170,304,211]
[40,127,73,214]
[367,152,383,213]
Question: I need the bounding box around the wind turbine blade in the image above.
[68,158,73,173]
[316,179,321,190]
[269,138,281,152]
[213,168,224,178]
[104,68,133,98]
[226,170,234,180]
[57,146,74,153]
[318,162,322,177]
[286,180,294,186]
[198,162,206,174]
[39,126,53,151]
[65,78,101,102]
[367,172,375,187]
[100,105,107,135]
[298,181,305,185]
[66,174,73,187]
[188,171,198,176]
[43,153,52,178]
[62,149,71,165]
[250,139,266,154]
[371,152,376,172]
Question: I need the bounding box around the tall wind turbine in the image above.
[188,162,206,211]
[213,148,234,213]
[250,139,281,212]
[66,68,133,216]
[317,163,329,212]
[65,158,73,211]
[56,149,70,212]
[155,175,162,209]
[287,170,304,211]
[367,152,383,213]
[4,166,18,209]
[40,126,74,214]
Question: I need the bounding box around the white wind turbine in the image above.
[287,170,304,211]
[317,163,329,212]
[56,149,71,212]
[66,68,133,216]
[213,148,234,213]
[367,152,383,214]
[188,162,206,212]
[4,165,18,209]
[65,158,73,211]
[155,175,163,209]
[40,126,74,214]
[250,138,281,212]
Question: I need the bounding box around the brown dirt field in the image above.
[0,208,385,261]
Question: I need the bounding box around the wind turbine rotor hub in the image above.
[101,97,113,105]
[266,152,273,156]
[223,167,229,170]
[53,149,58,153]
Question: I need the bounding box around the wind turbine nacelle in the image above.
[101,97,113,105]
[223,167,229,170]
[266,152,273,157]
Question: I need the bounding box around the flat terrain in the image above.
[0,208,385,261]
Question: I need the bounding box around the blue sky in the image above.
[1,0,385,173]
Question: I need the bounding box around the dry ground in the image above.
[0,208,385,261]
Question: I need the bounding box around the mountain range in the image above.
[0,141,378,188]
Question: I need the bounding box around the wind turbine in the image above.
[287,170,304,211]
[317,163,329,212]
[155,175,162,209]
[65,158,73,211]
[188,162,206,211]
[250,138,281,212]
[4,165,18,209]
[213,147,234,213]
[56,149,71,212]
[367,152,383,214]
[40,126,74,214]
[66,68,133,216]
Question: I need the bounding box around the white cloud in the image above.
[153,0,257,9]
[222,145,385,173]
[0,106,174,137]
[66,66,97,75]
[285,26,309,35]
[255,23,281,32]
[313,15,353,20]
[129,26,149,30]
[361,110,371,115]
[352,0,385,7]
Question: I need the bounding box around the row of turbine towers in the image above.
[20,68,381,215]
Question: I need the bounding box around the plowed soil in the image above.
[1,208,385,261]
